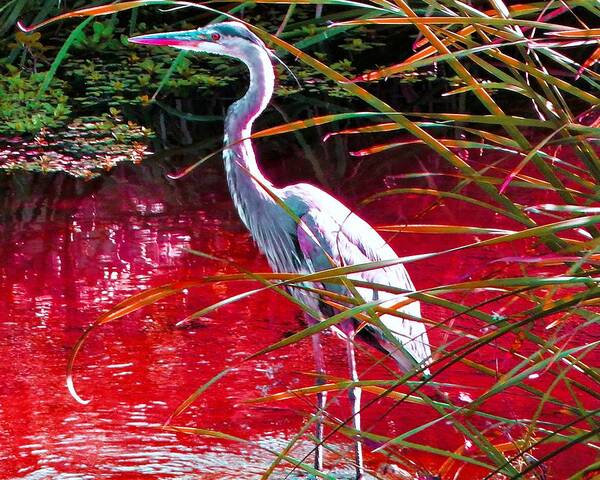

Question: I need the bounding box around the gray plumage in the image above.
[130,22,432,479]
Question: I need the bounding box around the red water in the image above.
[0,147,597,479]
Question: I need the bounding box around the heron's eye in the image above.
[211,33,221,41]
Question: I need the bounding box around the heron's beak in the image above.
[129,29,208,48]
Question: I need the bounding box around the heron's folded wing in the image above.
[294,197,430,371]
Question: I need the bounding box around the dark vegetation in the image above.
[1,1,455,178]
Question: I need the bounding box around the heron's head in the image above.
[128,21,268,60]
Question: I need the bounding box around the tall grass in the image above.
[17,1,600,478]
[1,1,102,35]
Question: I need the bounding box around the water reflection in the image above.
[2,145,592,478]
[0,153,501,479]
[2,157,393,478]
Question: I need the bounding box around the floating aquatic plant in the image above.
[0,112,153,177]
[0,64,71,133]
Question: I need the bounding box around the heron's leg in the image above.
[346,334,364,480]
[311,331,327,472]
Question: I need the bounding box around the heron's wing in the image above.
[284,183,431,372]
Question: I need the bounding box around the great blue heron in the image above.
[130,22,431,479]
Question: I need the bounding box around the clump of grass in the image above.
[17,1,600,479]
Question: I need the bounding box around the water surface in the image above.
[0,144,596,479]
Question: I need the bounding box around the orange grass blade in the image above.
[546,28,600,39]
[332,17,576,31]
[17,1,184,32]
[376,224,516,235]
[578,46,600,79]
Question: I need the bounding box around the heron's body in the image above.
[130,22,431,478]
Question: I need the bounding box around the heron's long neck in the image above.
[223,45,276,230]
